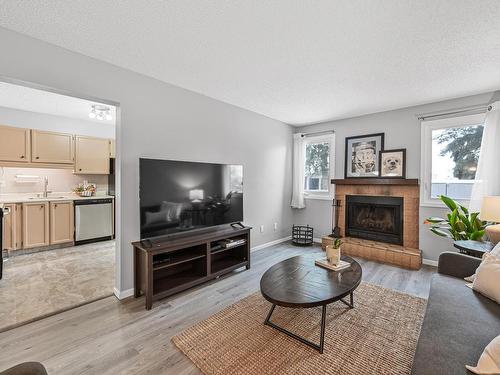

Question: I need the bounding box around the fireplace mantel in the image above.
[331,178,418,186]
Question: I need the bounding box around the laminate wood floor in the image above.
[0,242,435,375]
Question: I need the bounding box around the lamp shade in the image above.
[480,196,500,222]
[189,189,204,201]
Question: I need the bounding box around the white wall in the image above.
[0,167,108,195]
[0,27,293,294]
[294,92,499,262]
[0,105,115,139]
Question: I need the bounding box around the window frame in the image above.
[303,133,335,201]
[420,112,485,207]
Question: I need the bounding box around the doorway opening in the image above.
[0,80,120,331]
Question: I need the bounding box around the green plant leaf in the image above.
[459,204,469,215]
[440,195,458,211]
[426,217,446,223]
[470,230,485,241]
[430,228,453,238]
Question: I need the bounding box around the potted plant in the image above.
[326,238,342,265]
[424,195,487,241]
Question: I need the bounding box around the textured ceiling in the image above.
[0,0,499,125]
[0,82,116,125]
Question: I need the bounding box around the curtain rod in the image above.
[417,104,490,121]
[300,130,334,137]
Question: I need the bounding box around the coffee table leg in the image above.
[340,291,354,309]
[264,303,328,354]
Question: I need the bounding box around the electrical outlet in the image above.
[273,222,278,231]
[260,225,264,233]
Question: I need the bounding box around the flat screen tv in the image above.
[139,158,243,239]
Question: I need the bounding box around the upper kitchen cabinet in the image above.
[0,124,31,163]
[32,130,74,164]
[74,136,110,174]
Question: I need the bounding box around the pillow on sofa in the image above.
[466,335,500,374]
[490,242,500,258]
[464,245,500,283]
[472,253,500,303]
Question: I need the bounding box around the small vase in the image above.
[326,245,341,266]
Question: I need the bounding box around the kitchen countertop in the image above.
[0,193,115,204]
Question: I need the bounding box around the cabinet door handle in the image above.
[35,156,39,159]
[20,155,25,159]
[40,205,44,208]
[79,168,82,171]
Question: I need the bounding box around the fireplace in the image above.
[345,195,404,245]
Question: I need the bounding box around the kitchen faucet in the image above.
[42,176,51,198]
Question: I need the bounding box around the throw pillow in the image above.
[466,335,500,374]
[490,242,500,258]
[472,253,500,304]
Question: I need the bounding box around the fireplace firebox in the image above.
[345,195,404,245]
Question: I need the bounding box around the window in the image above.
[421,113,485,206]
[303,134,335,199]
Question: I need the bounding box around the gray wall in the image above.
[0,27,294,294]
[294,91,499,262]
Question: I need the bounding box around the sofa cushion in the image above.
[412,274,500,375]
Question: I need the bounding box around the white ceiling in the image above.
[0,0,499,125]
[0,82,116,125]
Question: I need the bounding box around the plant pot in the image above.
[326,245,341,266]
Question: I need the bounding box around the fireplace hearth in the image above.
[346,195,404,245]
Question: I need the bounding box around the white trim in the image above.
[303,133,335,198]
[422,258,438,267]
[113,287,134,300]
[304,195,334,201]
[313,237,322,243]
[251,236,292,252]
[420,112,486,206]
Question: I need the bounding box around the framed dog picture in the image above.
[345,133,384,178]
[379,149,406,178]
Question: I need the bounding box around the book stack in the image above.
[219,238,247,249]
[315,258,351,271]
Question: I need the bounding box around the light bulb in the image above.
[89,111,96,119]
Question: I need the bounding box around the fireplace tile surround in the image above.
[322,179,422,270]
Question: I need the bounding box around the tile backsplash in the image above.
[0,167,109,195]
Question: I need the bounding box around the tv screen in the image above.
[139,158,243,239]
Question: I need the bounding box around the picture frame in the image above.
[379,148,406,178]
[344,133,385,178]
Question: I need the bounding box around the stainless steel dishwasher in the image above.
[74,198,114,245]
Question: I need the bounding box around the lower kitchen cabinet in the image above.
[2,203,22,250]
[22,202,50,248]
[50,201,74,245]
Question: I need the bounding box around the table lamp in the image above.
[480,196,500,244]
[189,189,204,202]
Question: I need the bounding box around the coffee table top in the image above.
[260,254,362,308]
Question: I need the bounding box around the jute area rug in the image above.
[172,282,427,375]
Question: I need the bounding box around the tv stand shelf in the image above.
[133,225,251,310]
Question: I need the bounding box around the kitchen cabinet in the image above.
[22,202,50,248]
[32,130,74,164]
[109,139,116,158]
[0,125,30,163]
[75,136,110,174]
[50,201,74,245]
[2,204,22,250]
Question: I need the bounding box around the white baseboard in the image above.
[422,258,438,267]
[114,287,134,300]
[251,236,292,252]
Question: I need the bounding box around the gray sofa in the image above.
[412,252,500,374]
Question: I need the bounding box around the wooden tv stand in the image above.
[132,225,251,310]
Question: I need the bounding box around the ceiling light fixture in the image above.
[89,104,112,121]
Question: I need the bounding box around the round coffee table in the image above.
[260,254,362,353]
